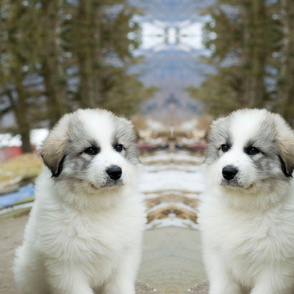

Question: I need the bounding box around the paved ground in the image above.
[138,227,206,294]
[0,214,26,294]
[0,214,208,294]
[185,281,209,294]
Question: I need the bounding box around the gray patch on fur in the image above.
[56,114,96,180]
[248,115,292,180]
[112,116,139,165]
[40,111,96,178]
[206,116,232,164]
[40,113,72,176]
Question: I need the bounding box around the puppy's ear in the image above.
[40,114,71,177]
[273,114,294,177]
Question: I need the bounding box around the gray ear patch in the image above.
[279,155,293,178]
[40,137,68,177]
[205,117,231,164]
[113,117,139,165]
[271,113,294,178]
[51,155,66,178]
[40,113,73,177]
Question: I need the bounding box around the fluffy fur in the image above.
[199,109,294,294]
[13,109,145,294]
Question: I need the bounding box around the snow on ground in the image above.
[140,151,204,165]
[140,151,206,230]
[140,165,205,194]
[0,129,48,149]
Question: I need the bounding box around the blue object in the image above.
[0,184,35,207]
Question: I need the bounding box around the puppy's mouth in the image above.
[102,179,124,188]
[221,178,242,188]
[221,179,255,190]
[89,179,124,190]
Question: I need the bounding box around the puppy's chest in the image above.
[42,207,140,263]
[72,216,129,252]
[206,206,294,264]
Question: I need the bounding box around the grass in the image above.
[0,153,42,187]
[14,195,35,205]
[0,207,31,220]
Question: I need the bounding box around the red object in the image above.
[137,142,156,151]
[0,146,22,162]
[188,142,208,151]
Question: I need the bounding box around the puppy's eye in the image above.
[114,144,123,152]
[220,144,230,152]
[84,146,99,155]
[246,147,260,156]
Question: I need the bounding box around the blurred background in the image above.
[1,0,294,293]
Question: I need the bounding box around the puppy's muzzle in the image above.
[222,165,238,181]
[106,165,122,181]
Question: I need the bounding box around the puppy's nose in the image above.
[222,165,238,181]
[106,165,122,181]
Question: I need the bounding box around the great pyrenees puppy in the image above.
[13,109,145,294]
[199,109,294,294]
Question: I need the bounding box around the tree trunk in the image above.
[250,0,266,107]
[280,0,294,123]
[20,130,32,153]
[7,81,33,153]
[77,0,103,108]
[41,0,66,127]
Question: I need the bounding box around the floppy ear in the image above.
[40,114,71,177]
[273,114,294,177]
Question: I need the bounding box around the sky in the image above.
[128,1,215,121]
[138,21,204,52]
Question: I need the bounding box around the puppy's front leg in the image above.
[47,265,94,294]
[209,275,243,294]
[251,284,287,294]
[102,279,135,294]
[203,247,243,294]
[102,248,141,294]
[250,272,293,294]
[50,280,94,294]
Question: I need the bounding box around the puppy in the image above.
[13,109,145,294]
[199,109,294,294]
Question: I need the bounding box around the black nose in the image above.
[222,165,238,181]
[106,165,122,181]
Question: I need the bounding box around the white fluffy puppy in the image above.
[13,109,145,294]
[199,109,294,294]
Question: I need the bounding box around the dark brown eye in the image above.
[246,146,260,156]
[221,144,230,152]
[114,144,123,152]
[84,146,99,155]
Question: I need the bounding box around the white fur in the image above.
[13,109,145,294]
[199,109,294,294]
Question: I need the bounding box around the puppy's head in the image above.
[206,109,294,194]
[40,109,139,193]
